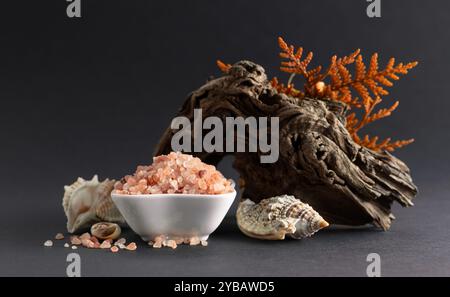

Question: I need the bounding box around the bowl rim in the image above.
[111,189,236,199]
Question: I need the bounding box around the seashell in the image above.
[90,222,121,240]
[236,195,329,240]
[62,175,125,233]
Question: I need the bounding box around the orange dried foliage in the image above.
[216,60,231,73]
[217,37,418,152]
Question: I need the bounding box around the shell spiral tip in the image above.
[319,219,329,229]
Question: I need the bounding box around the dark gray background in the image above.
[0,0,449,276]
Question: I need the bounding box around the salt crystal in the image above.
[72,246,78,250]
[201,240,208,247]
[79,232,91,240]
[110,246,119,253]
[125,242,137,251]
[55,233,64,240]
[81,239,95,248]
[100,240,112,249]
[116,238,126,245]
[167,240,177,249]
[154,235,165,243]
[71,236,82,245]
[189,236,200,246]
[64,243,70,248]
[44,240,53,247]
[173,237,184,245]
[113,152,234,195]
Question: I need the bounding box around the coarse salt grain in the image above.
[166,240,177,249]
[116,238,126,245]
[113,152,234,195]
[173,237,184,245]
[189,236,201,246]
[70,236,82,245]
[72,246,78,250]
[55,233,64,240]
[44,240,53,247]
[64,243,70,248]
[79,233,91,240]
[110,246,119,253]
[81,239,95,249]
[148,235,208,249]
[125,242,137,251]
[100,241,112,249]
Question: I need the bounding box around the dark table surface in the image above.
[1,0,450,277]
[1,178,449,277]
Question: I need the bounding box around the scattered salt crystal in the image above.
[116,238,126,245]
[100,240,112,249]
[146,234,209,249]
[110,246,119,253]
[55,233,64,240]
[154,235,165,243]
[166,240,177,249]
[79,232,91,240]
[125,242,137,251]
[173,237,184,245]
[70,236,82,245]
[90,236,99,244]
[64,243,70,248]
[72,245,78,250]
[44,240,53,247]
[81,239,95,249]
[189,236,201,246]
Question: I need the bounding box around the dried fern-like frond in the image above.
[278,37,314,78]
[270,77,304,98]
[357,134,414,152]
[216,37,417,152]
[276,37,418,152]
[217,60,232,73]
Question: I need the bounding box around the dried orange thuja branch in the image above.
[217,37,418,152]
[216,60,232,73]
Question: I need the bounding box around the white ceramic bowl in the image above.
[111,189,236,241]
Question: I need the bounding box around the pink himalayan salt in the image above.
[113,152,234,195]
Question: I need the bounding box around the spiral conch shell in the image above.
[236,195,329,240]
[62,175,125,233]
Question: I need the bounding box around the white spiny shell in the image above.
[62,175,125,233]
[236,195,329,240]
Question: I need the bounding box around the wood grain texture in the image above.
[155,61,417,230]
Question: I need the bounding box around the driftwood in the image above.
[155,61,417,230]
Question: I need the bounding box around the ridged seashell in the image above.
[236,195,329,240]
[91,222,121,240]
[62,175,125,233]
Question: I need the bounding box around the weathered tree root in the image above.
[155,61,417,230]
